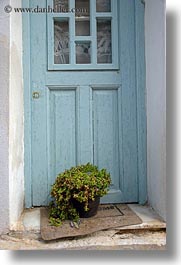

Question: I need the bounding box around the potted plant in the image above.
[49,163,111,226]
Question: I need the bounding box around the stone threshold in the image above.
[11,204,166,232]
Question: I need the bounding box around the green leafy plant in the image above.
[49,163,111,226]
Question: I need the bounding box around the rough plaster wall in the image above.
[9,0,24,228]
[145,0,166,221]
[0,0,10,234]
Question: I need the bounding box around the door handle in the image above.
[32,91,40,99]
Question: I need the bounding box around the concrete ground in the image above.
[0,204,166,250]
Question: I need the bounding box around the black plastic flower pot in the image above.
[73,197,100,218]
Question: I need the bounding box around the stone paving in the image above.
[0,229,166,250]
[0,205,166,250]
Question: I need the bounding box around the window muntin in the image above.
[48,0,118,70]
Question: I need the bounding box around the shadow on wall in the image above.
[166,11,179,259]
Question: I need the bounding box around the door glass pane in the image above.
[75,19,90,36]
[76,42,91,64]
[54,0,69,10]
[54,20,69,64]
[96,0,111,12]
[75,0,90,36]
[97,19,112,64]
[75,0,90,17]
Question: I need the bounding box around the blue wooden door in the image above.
[24,0,146,207]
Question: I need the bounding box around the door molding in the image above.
[23,0,32,207]
[135,0,147,203]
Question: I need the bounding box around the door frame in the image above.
[23,0,147,208]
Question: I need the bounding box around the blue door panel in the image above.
[48,88,77,187]
[23,0,146,207]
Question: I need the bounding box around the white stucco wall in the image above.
[0,0,24,233]
[9,0,24,228]
[0,0,10,234]
[145,0,166,221]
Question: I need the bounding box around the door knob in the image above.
[32,91,40,99]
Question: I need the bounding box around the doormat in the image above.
[40,204,142,241]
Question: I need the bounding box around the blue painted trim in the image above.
[22,0,32,208]
[135,0,147,204]
[119,0,138,202]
